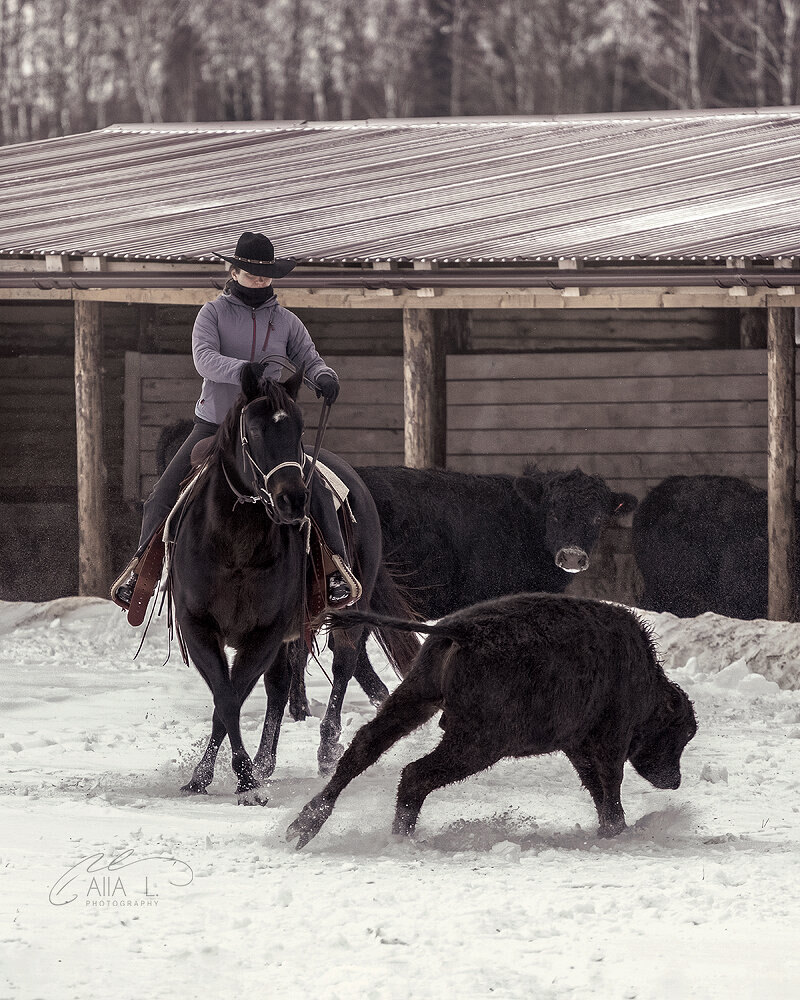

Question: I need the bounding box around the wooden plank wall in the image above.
[128,349,776,501]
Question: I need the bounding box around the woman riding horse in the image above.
[111,231,357,610]
[168,363,418,794]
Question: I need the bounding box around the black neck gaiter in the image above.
[230,280,275,308]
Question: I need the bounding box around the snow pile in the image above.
[641,609,800,690]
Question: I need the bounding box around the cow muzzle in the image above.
[555,546,590,574]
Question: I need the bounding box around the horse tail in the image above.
[360,563,425,678]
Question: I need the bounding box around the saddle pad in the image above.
[308,457,349,510]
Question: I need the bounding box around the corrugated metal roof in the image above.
[2,108,800,264]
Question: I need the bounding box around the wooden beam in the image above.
[3,285,800,308]
[767,305,797,620]
[402,306,446,468]
[74,300,111,596]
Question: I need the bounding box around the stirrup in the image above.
[110,555,140,610]
[328,554,361,607]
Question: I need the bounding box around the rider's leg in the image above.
[308,475,360,606]
[111,418,218,607]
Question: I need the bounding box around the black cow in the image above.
[288,465,637,719]
[632,474,784,620]
[286,593,697,848]
[357,465,638,620]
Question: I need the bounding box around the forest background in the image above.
[1,0,800,147]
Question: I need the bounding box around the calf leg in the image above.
[287,679,441,849]
[393,729,503,836]
[566,745,626,837]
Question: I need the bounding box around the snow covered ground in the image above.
[1,597,799,1000]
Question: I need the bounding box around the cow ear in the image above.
[513,475,544,507]
[240,361,263,401]
[612,491,638,517]
[284,365,305,401]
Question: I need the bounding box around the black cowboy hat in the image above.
[212,231,297,278]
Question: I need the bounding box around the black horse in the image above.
[168,364,418,800]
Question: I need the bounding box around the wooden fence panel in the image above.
[124,349,790,501]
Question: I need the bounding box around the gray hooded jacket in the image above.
[191,291,336,424]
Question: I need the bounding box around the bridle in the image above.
[220,356,333,523]
[222,395,307,523]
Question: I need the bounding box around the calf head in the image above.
[628,682,697,789]
[514,467,637,574]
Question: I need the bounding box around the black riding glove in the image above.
[315,372,340,404]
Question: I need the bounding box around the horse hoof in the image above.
[238,788,269,807]
[252,759,276,784]
[180,781,208,795]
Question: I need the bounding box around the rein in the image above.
[303,400,332,515]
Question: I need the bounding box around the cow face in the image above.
[514,468,637,574]
[628,683,697,789]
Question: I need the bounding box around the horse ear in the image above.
[241,361,264,401]
[284,365,305,401]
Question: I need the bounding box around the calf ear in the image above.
[611,491,638,517]
[514,476,544,507]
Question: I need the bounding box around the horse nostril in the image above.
[275,488,308,521]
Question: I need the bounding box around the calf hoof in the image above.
[318,742,345,776]
[286,799,334,849]
[180,780,209,795]
[598,819,627,838]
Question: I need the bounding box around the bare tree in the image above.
[633,0,710,109]
[475,0,540,114]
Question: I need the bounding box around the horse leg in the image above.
[181,615,272,799]
[227,634,287,799]
[181,708,227,794]
[179,615,246,794]
[287,637,311,721]
[317,628,362,776]
[353,630,390,708]
[251,643,292,784]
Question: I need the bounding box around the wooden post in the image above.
[767,305,797,620]
[402,306,446,468]
[74,299,111,596]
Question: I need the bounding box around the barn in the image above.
[1,108,799,607]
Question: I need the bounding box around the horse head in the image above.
[233,364,308,525]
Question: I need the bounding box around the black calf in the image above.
[287,594,697,848]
